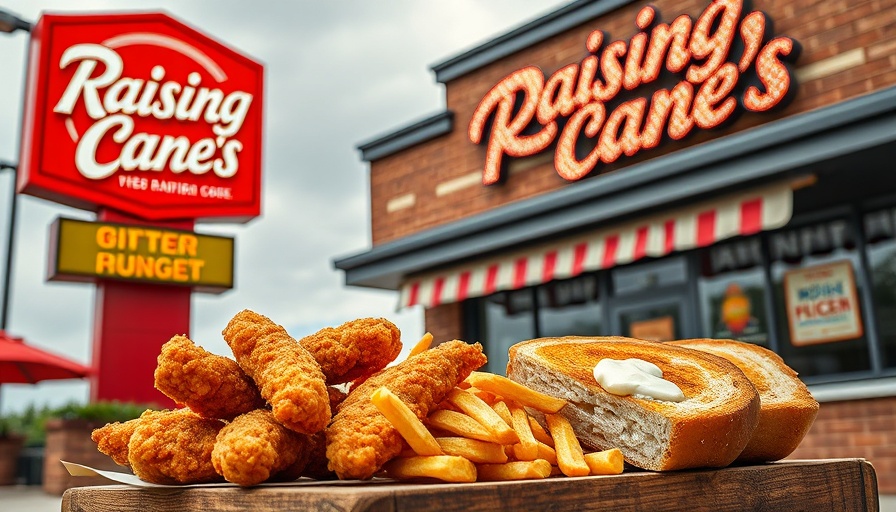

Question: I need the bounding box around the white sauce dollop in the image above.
[593,358,685,402]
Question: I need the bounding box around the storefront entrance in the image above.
[611,298,685,341]
[607,257,697,341]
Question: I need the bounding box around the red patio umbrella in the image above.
[0,330,91,384]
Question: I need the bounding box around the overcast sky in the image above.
[0,0,570,414]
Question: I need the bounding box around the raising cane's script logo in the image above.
[469,0,799,185]
[18,13,264,222]
[54,37,252,181]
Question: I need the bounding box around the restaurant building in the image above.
[335,0,896,491]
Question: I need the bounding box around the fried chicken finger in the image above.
[154,335,265,420]
[91,409,161,467]
[127,408,224,485]
[212,409,312,486]
[222,309,330,434]
[299,317,402,384]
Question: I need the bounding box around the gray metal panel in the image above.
[334,86,896,291]
[431,0,638,83]
[357,111,453,162]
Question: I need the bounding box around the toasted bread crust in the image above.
[508,336,760,471]
[669,339,819,462]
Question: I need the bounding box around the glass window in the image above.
[768,218,871,378]
[698,238,772,346]
[612,257,687,295]
[617,303,682,341]
[480,289,535,375]
[865,207,896,369]
[537,274,602,337]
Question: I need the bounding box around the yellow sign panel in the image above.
[50,217,234,293]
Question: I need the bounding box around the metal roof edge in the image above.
[356,111,453,162]
[430,0,636,83]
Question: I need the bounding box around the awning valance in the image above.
[399,181,793,309]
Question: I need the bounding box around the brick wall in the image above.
[42,419,121,495]
[425,302,465,345]
[789,396,896,493]
[368,0,896,245]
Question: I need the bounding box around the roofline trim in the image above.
[431,0,637,83]
[357,111,453,162]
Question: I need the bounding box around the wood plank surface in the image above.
[61,459,880,512]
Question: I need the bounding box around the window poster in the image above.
[784,261,864,346]
[630,316,675,342]
[713,282,768,344]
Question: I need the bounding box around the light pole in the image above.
[1,160,17,331]
[0,8,32,331]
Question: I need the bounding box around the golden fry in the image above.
[534,441,557,465]
[371,387,442,456]
[382,455,477,483]
[509,405,539,461]
[465,372,567,413]
[584,448,624,475]
[447,388,518,445]
[427,409,496,443]
[545,413,589,477]
[528,415,554,447]
[467,387,499,404]
[436,437,508,464]
[408,332,434,357]
[476,459,552,481]
[491,401,513,425]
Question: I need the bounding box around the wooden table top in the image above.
[61,458,880,512]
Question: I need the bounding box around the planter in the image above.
[0,435,25,485]
[42,418,122,495]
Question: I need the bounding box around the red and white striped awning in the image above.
[399,181,794,309]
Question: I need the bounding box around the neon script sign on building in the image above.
[469,0,799,184]
[18,13,264,222]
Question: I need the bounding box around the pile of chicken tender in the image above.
[92,309,485,486]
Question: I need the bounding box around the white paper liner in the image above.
[61,461,395,488]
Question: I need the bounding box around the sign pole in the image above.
[89,209,193,406]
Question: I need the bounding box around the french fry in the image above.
[371,387,442,456]
[408,332,434,357]
[447,388,519,445]
[491,401,513,425]
[512,440,556,464]
[584,448,624,475]
[427,409,497,443]
[534,441,557,465]
[382,455,477,483]
[466,387,500,404]
[476,459,552,481]
[545,413,589,477]
[509,405,539,461]
[436,437,508,464]
[465,372,568,413]
[528,415,554,447]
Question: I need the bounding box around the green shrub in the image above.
[0,414,25,438]
[48,401,153,423]
[1,401,155,447]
